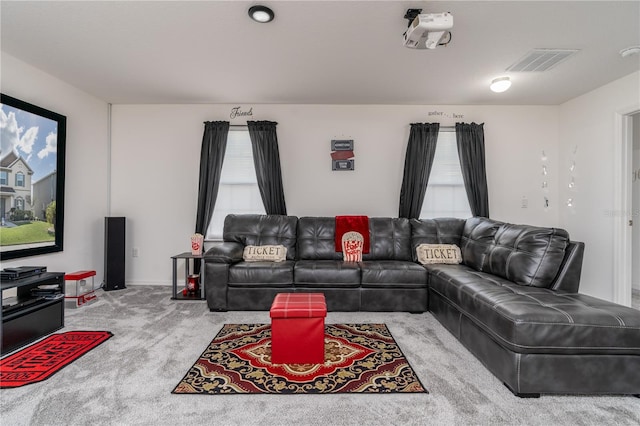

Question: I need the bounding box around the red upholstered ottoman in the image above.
[270,293,327,364]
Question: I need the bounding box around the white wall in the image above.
[111,104,560,285]
[1,53,110,279]
[3,51,636,302]
[8,46,634,300]
[559,71,640,301]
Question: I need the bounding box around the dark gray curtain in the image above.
[398,123,440,219]
[247,120,287,215]
[456,122,490,217]
[195,121,230,235]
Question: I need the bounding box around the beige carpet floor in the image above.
[1,285,639,426]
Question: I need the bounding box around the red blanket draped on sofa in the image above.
[335,215,370,253]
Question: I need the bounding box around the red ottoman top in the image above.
[270,293,327,318]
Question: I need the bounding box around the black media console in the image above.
[1,272,65,355]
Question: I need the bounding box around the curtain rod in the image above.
[230,124,457,129]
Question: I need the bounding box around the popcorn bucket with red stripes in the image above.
[191,233,204,255]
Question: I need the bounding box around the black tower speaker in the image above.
[104,217,126,291]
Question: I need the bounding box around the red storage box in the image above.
[270,293,327,364]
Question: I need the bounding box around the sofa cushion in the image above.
[297,217,342,260]
[459,217,503,271]
[360,261,427,289]
[410,218,466,262]
[223,214,298,260]
[362,218,412,261]
[298,217,412,262]
[228,260,295,288]
[294,260,360,288]
[483,223,569,287]
[460,217,570,288]
[427,264,640,355]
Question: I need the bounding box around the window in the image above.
[15,172,24,187]
[206,128,265,240]
[0,171,7,185]
[15,197,24,210]
[420,130,472,219]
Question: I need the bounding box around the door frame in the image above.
[613,105,639,306]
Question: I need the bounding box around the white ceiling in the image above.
[1,1,639,105]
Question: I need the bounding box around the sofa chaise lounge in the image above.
[203,214,640,397]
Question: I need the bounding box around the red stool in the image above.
[270,293,327,364]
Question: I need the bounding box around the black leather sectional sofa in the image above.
[203,214,640,397]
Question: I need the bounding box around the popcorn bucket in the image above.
[191,233,204,255]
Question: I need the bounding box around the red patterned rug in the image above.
[173,323,427,394]
[0,331,113,388]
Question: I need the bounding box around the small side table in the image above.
[171,252,204,301]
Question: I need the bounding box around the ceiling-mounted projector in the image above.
[403,11,453,49]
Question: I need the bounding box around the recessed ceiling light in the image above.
[248,5,274,23]
[490,76,511,93]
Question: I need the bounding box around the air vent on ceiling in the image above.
[506,49,580,72]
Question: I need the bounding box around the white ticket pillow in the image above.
[416,244,462,265]
[243,245,287,262]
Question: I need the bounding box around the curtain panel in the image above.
[195,121,230,236]
[455,122,490,218]
[247,120,288,215]
[398,123,440,219]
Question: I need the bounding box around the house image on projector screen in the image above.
[0,150,34,221]
[31,170,57,221]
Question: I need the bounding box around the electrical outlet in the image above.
[132,247,140,257]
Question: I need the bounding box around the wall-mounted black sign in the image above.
[332,159,355,171]
[331,140,354,151]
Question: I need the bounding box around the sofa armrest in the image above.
[549,241,584,293]
[203,242,244,311]
[204,262,230,311]
[204,242,244,264]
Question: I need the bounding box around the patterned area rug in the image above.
[1,331,113,388]
[173,323,427,394]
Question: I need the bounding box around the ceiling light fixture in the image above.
[620,46,640,58]
[248,5,274,23]
[490,76,511,93]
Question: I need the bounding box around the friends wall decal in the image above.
[230,106,253,119]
